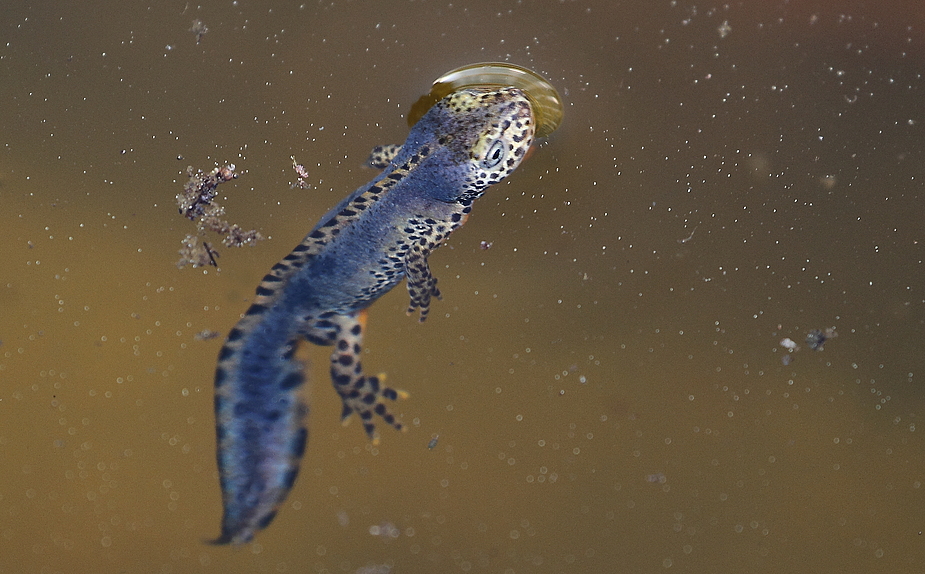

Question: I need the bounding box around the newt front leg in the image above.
[404,243,442,322]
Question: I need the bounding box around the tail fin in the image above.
[211,306,309,545]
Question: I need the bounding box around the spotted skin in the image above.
[212,87,535,544]
[365,144,402,169]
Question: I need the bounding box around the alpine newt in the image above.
[212,87,536,544]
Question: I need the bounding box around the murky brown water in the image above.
[2,1,924,572]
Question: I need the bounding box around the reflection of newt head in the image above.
[408,62,563,137]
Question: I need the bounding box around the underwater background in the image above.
[1,1,923,572]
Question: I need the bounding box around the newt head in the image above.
[414,87,535,202]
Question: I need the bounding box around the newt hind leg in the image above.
[326,310,407,442]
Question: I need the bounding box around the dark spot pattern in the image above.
[279,371,303,390]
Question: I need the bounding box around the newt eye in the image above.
[481,139,506,169]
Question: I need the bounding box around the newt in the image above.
[211,87,536,544]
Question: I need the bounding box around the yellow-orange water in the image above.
[2,1,924,572]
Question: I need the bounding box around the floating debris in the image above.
[178,234,219,269]
[806,327,837,351]
[194,329,222,341]
[777,327,837,364]
[427,434,439,449]
[189,20,208,44]
[176,164,264,269]
[779,338,799,351]
[677,225,698,244]
[779,337,799,364]
[368,521,400,540]
[290,155,311,189]
[177,164,235,220]
[479,240,493,250]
